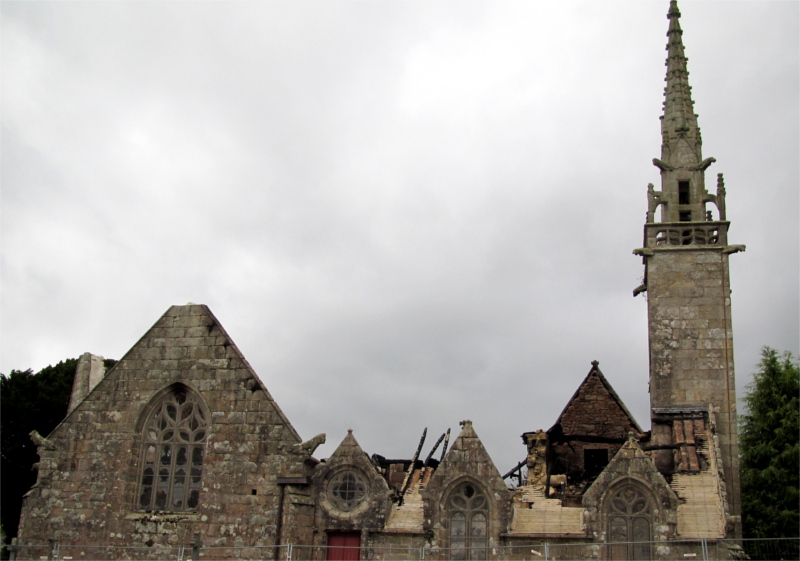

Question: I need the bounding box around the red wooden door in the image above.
[326,532,361,561]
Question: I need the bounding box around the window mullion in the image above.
[168,442,177,509]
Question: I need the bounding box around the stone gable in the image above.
[423,421,512,555]
[18,304,304,555]
[550,363,641,440]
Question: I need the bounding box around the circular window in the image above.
[327,470,367,511]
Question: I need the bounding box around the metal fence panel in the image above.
[9,537,800,561]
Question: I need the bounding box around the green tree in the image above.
[0,358,116,546]
[739,347,800,540]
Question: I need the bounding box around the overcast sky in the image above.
[2,0,798,473]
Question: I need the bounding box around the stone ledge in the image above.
[124,512,201,522]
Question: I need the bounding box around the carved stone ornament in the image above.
[325,468,368,514]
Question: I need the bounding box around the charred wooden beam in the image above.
[642,443,699,451]
[439,428,451,463]
[399,427,427,503]
[501,459,527,480]
[652,416,705,423]
[424,432,446,466]
[548,435,629,445]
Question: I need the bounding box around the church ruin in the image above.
[15,2,744,559]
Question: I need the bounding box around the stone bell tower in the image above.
[634,0,743,538]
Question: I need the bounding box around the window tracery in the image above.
[606,483,653,561]
[448,482,488,561]
[327,470,367,511]
[138,388,207,511]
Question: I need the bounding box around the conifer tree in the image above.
[0,358,115,545]
[739,347,800,539]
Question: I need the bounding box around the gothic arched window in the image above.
[448,482,488,561]
[138,387,207,511]
[606,483,653,561]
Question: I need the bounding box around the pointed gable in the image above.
[69,303,301,442]
[584,436,675,501]
[582,435,679,542]
[549,361,641,441]
[328,430,371,464]
[312,430,391,526]
[46,304,301,448]
[423,421,512,537]
[19,304,305,549]
[424,420,509,499]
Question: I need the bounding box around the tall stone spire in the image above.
[636,0,744,539]
[647,0,722,228]
[661,0,700,162]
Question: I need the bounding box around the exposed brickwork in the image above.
[539,365,644,498]
[555,368,639,439]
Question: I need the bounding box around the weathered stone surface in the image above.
[15,3,744,557]
[422,421,512,557]
[311,430,392,531]
[18,305,304,557]
[67,352,106,415]
[644,246,741,536]
[583,437,679,545]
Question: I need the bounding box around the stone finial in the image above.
[591,360,599,368]
[716,173,727,220]
[646,182,665,224]
[459,419,472,428]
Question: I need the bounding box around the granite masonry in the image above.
[16,2,744,559]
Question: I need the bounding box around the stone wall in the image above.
[582,438,679,559]
[423,421,512,559]
[645,247,740,533]
[557,372,637,439]
[545,366,642,492]
[17,305,304,559]
[310,431,393,548]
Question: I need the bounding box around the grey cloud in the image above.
[1,1,797,472]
